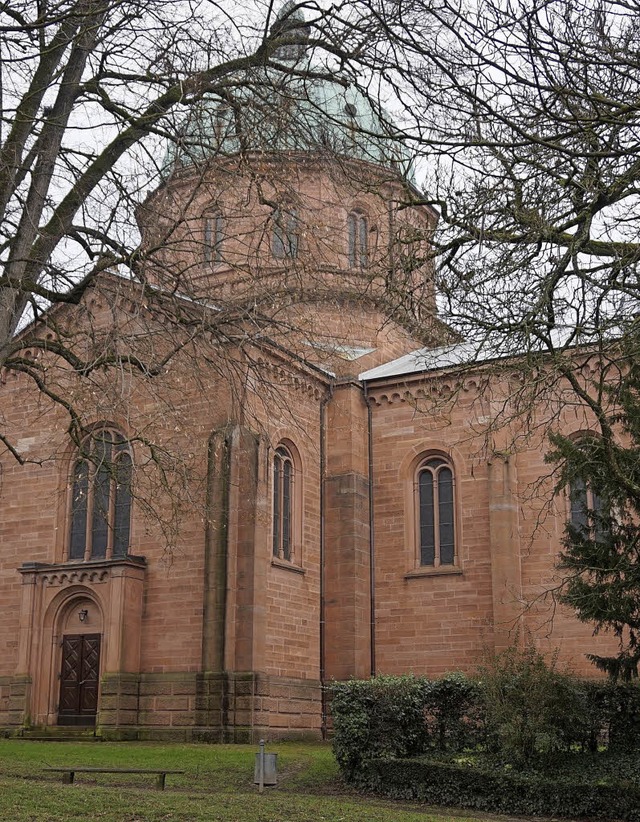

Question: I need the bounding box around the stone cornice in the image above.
[19,555,147,587]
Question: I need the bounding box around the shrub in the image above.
[330,675,430,778]
[423,672,483,752]
[585,680,640,752]
[478,646,587,764]
[358,756,640,821]
[330,655,640,789]
[330,672,485,776]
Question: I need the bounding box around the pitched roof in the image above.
[359,341,496,381]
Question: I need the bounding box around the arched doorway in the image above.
[56,596,103,727]
[18,560,145,729]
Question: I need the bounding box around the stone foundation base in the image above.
[0,675,30,729]
[1,671,322,741]
[98,671,322,742]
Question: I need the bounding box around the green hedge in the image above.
[358,757,640,822]
[331,676,431,778]
[423,672,483,751]
[331,666,640,777]
[479,646,587,761]
[330,660,640,820]
[590,681,640,751]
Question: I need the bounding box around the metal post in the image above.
[258,738,265,793]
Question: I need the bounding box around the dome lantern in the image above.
[269,1,311,64]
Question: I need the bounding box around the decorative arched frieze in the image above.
[41,568,110,586]
[366,375,486,408]
[255,357,324,400]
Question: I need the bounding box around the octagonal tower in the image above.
[140,3,445,378]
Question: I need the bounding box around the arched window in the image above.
[69,429,132,561]
[395,222,422,276]
[347,211,368,269]
[203,213,224,263]
[569,475,605,539]
[272,208,299,259]
[564,434,608,541]
[273,444,295,562]
[416,456,455,566]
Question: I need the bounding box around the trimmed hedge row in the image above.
[331,673,483,777]
[331,667,640,777]
[331,661,640,820]
[330,675,434,777]
[358,757,640,822]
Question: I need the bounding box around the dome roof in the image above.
[167,6,412,177]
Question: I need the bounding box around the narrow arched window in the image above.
[273,444,295,562]
[69,429,132,561]
[204,213,224,263]
[347,211,368,269]
[417,457,455,566]
[569,475,604,540]
[569,475,588,535]
[272,208,299,259]
[395,222,422,276]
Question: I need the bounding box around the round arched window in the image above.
[416,457,455,567]
[69,428,132,561]
[273,444,295,562]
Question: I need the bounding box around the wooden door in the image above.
[58,634,101,726]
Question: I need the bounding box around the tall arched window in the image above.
[273,444,295,562]
[69,429,132,561]
[203,212,224,263]
[272,208,299,259]
[564,434,608,541]
[347,211,368,269]
[417,456,455,566]
[569,475,604,539]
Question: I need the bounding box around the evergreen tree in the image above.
[548,339,640,680]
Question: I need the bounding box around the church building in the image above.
[0,8,616,741]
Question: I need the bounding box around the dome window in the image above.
[272,208,299,259]
[203,213,224,264]
[347,211,368,269]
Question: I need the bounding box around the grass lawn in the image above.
[0,739,488,822]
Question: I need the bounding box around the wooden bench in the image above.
[44,766,185,790]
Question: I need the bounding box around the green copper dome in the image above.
[168,4,412,177]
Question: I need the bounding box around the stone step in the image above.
[18,727,100,742]
[17,736,101,742]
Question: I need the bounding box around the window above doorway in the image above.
[68,428,132,562]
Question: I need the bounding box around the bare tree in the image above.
[0,0,447,555]
[355,0,640,672]
[10,0,640,433]
[346,0,638,346]
[0,0,432,448]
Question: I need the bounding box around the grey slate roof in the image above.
[358,342,496,381]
